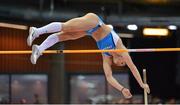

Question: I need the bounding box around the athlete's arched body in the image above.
[27,13,150,99]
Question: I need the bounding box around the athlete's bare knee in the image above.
[61,23,66,31]
[56,32,62,40]
[58,34,71,41]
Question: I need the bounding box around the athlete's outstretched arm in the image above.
[102,55,132,98]
[115,38,150,93]
[121,46,150,93]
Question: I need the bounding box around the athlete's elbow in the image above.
[105,73,113,82]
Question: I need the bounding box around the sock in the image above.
[36,22,62,37]
[38,33,60,53]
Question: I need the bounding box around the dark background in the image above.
[0,0,180,104]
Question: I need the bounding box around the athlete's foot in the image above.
[31,45,42,64]
[27,27,38,46]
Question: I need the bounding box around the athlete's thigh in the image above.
[62,13,99,32]
[59,31,87,41]
[69,31,87,39]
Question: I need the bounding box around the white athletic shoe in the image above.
[30,45,42,64]
[27,27,37,46]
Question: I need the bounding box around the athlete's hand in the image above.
[122,88,132,99]
[142,83,150,94]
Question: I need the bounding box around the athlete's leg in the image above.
[62,13,99,32]
[27,13,99,46]
[34,13,98,35]
[38,31,86,53]
[30,31,86,64]
[27,22,62,46]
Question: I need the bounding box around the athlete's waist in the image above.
[96,31,112,44]
[96,29,119,49]
[92,25,111,40]
[95,28,113,41]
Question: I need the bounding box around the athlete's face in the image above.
[112,54,126,66]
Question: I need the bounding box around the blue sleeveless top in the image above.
[86,16,116,56]
[96,32,116,56]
